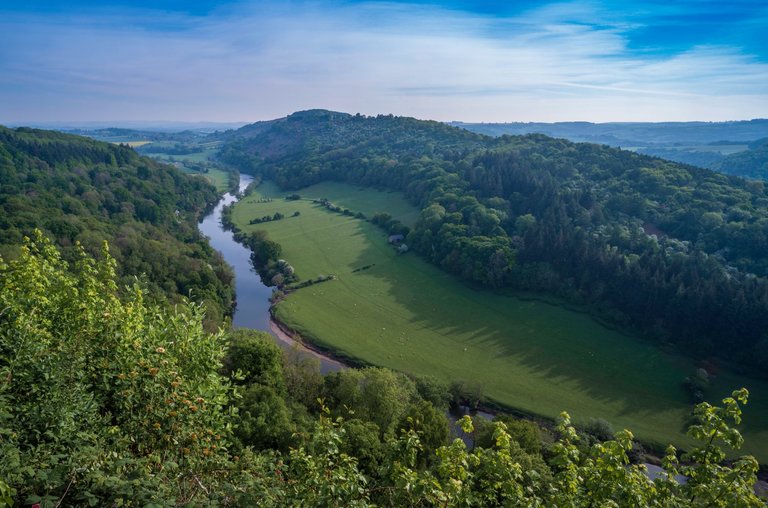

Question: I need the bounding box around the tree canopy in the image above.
[0,235,764,506]
[0,126,234,328]
[219,111,768,374]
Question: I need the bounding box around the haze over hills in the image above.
[451,119,768,173]
[714,138,768,180]
[3,0,768,503]
[7,121,248,133]
[450,119,768,144]
[62,117,768,182]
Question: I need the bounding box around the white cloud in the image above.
[0,1,766,122]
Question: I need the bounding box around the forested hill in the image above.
[218,109,487,179]
[0,126,234,328]
[715,138,768,179]
[450,119,768,145]
[450,119,768,171]
[220,110,768,374]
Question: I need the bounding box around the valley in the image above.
[229,179,768,458]
[5,0,768,502]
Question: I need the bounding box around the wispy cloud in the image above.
[0,0,766,122]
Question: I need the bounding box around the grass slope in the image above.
[293,181,421,227]
[179,166,230,192]
[232,182,768,459]
[140,143,230,192]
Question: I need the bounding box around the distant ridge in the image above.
[5,120,249,132]
[449,119,768,144]
[450,119,768,171]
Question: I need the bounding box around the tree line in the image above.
[0,235,763,506]
[218,110,768,374]
[0,126,234,329]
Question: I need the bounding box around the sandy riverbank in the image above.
[269,316,347,372]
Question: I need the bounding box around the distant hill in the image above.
[64,127,211,143]
[715,138,768,179]
[0,126,234,327]
[10,120,248,132]
[450,119,768,144]
[451,119,768,170]
[219,110,768,374]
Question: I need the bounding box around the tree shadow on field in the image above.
[340,220,700,422]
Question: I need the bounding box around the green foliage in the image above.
[323,368,420,438]
[218,111,768,373]
[542,390,765,507]
[339,418,386,475]
[0,480,12,508]
[0,235,765,506]
[675,388,763,506]
[413,375,451,411]
[235,384,294,451]
[397,400,450,467]
[229,179,768,456]
[282,348,325,409]
[449,380,485,412]
[0,233,234,505]
[578,417,616,444]
[475,414,542,455]
[0,126,234,329]
[222,329,286,390]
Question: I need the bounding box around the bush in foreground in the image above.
[0,233,764,506]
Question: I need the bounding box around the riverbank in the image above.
[268,314,346,373]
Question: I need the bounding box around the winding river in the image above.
[199,175,491,439]
[198,175,344,373]
[194,177,733,469]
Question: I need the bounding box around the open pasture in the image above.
[232,182,768,459]
[293,181,421,227]
[180,166,231,192]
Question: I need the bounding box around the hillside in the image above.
[451,119,768,170]
[450,119,768,145]
[0,126,234,327]
[2,235,763,505]
[219,110,768,374]
[715,138,768,179]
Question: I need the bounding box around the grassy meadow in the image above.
[292,181,422,227]
[231,181,768,459]
[113,140,152,147]
[179,166,231,192]
[136,141,231,192]
[141,145,221,163]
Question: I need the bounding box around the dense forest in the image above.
[0,235,762,506]
[0,126,234,328]
[219,110,768,374]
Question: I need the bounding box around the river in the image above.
[196,180,737,469]
[198,176,490,431]
[198,175,344,373]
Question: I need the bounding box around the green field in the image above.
[179,166,231,192]
[133,142,231,192]
[141,147,221,164]
[106,139,151,147]
[625,144,749,155]
[291,181,421,227]
[232,182,768,459]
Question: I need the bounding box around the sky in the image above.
[0,0,767,123]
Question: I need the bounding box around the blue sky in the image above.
[1,0,766,123]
